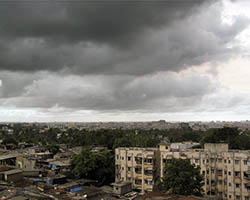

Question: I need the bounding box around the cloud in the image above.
[0,1,248,75]
[0,70,216,112]
[0,0,250,121]
[0,0,206,44]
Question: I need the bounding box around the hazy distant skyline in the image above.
[0,0,250,122]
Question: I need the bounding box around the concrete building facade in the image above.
[115,143,250,200]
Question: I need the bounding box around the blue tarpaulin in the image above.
[46,180,53,184]
[51,164,57,169]
[70,186,82,192]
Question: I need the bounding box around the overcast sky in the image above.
[0,0,250,122]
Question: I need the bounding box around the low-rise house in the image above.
[22,169,41,177]
[0,168,23,183]
[44,174,67,185]
[0,153,19,166]
[111,181,132,196]
[27,147,53,160]
[19,156,36,169]
[48,159,71,172]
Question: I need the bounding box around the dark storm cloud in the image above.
[0,9,248,75]
[0,0,250,117]
[0,0,205,44]
[0,0,230,74]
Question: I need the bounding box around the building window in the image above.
[144,169,153,175]
[236,196,241,200]
[224,170,227,175]
[229,195,232,199]
[236,183,240,188]
[228,160,231,164]
[207,169,209,174]
[202,170,205,175]
[229,183,232,186]
[135,179,142,185]
[128,156,131,161]
[211,180,216,186]
[243,160,247,165]
[144,158,153,164]
[135,157,142,164]
[224,159,227,164]
[122,167,124,170]
[195,159,199,163]
[206,159,209,163]
[145,179,153,185]
[228,171,231,176]
[219,180,222,185]
[218,158,222,163]
[211,169,215,174]
[244,171,249,179]
[128,167,131,171]
[135,167,142,174]
[235,160,240,165]
[117,155,119,160]
[235,171,240,177]
[245,196,249,200]
[217,169,222,176]
[203,159,205,164]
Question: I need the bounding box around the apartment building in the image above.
[115,143,250,200]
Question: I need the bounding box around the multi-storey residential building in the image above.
[115,143,250,200]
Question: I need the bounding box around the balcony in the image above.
[144,169,153,176]
[216,169,223,176]
[244,171,250,180]
[135,167,142,175]
[135,157,142,165]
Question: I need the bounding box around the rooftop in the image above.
[0,169,22,175]
[111,181,131,187]
[0,154,19,161]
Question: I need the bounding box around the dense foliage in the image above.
[1,124,250,151]
[157,159,204,196]
[70,149,114,185]
[200,127,250,149]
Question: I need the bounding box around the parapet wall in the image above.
[204,143,229,153]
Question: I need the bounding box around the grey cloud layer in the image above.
[0,0,247,75]
[0,1,205,44]
[0,0,249,118]
[0,71,215,111]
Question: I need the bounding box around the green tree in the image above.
[201,127,250,149]
[70,149,114,185]
[45,144,60,155]
[2,137,18,146]
[157,159,204,196]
